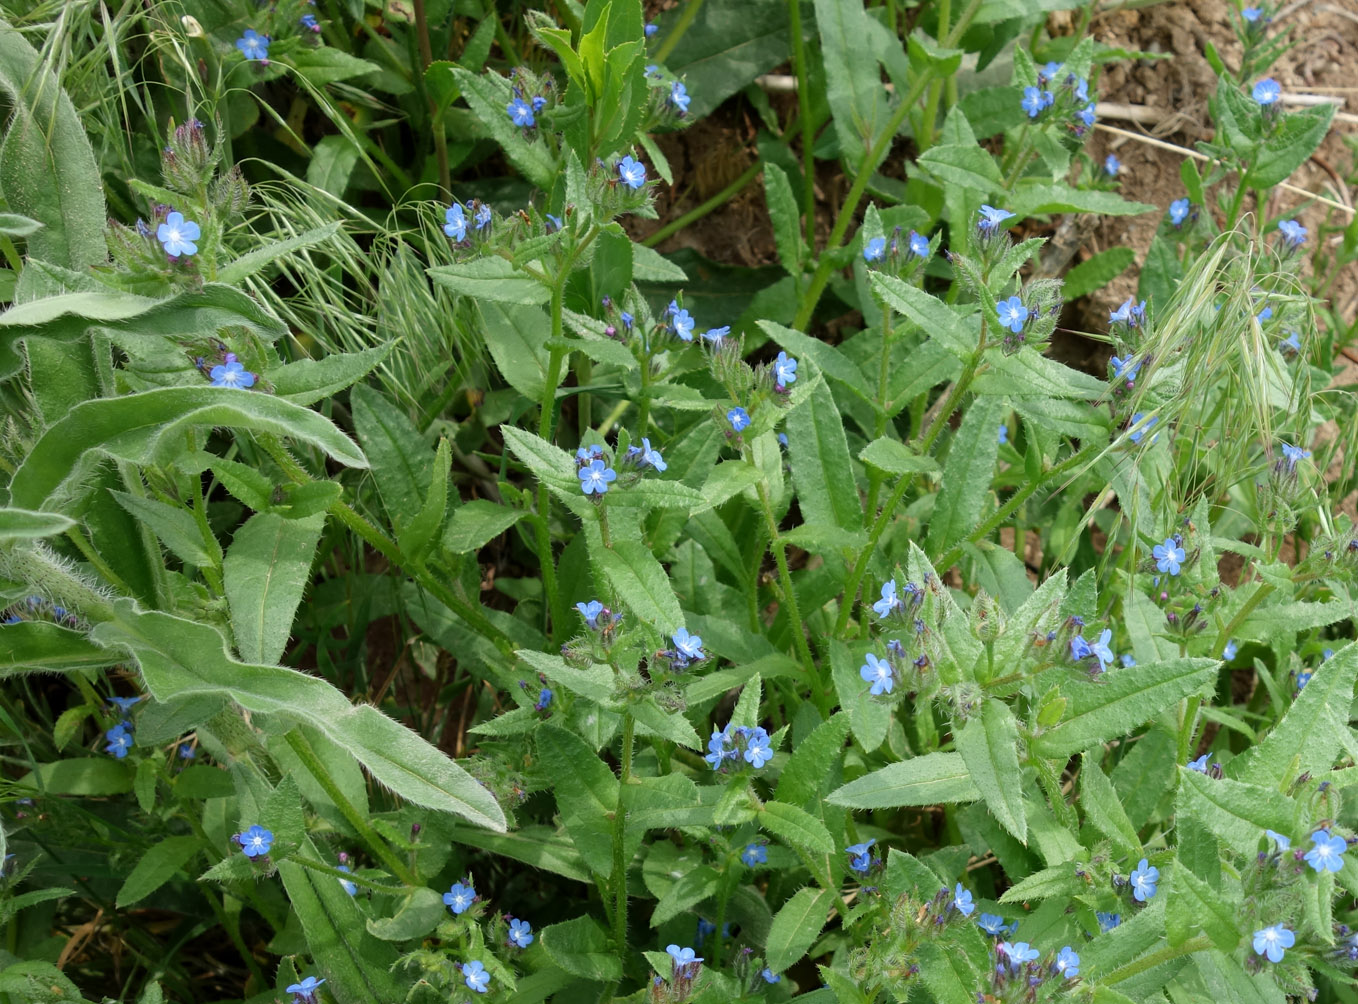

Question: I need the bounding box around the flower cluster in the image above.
[1024,62,1098,134]
[705,723,773,770]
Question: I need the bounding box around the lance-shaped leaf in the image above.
[827,752,981,809]
[954,699,1027,844]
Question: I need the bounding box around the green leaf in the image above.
[785,376,862,534]
[765,886,835,971]
[428,255,552,305]
[954,699,1027,844]
[830,641,889,752]
[1247,103,1335,189]
[1062,247,1135,300]
[1080,753,1141,858]
[0,22,105,270]
[0,622,114,676]
[116,835,199,908]
[1030,658,1217,759]
[270,343,392,408]
[658,0,792,120]
[631,243,688,282]
[826,752,981,809]
[0,507,74,541]
[223,511,325,665]
[365,887,446,941]
[1008,184,1156,218]
[814,0,891,172]
[350,383,432,532]
[9,389,366,510]
[443,500,526,555]
[760,801,835,854]
[451,68,558,188]
[398,438,450,562]
[595,539,683,634]
[110,491,219,569]
[630,698,701,749]
[480,300,551,398]
[915,144,1003,194]
[868,273,975,359]
[19,757,133,795]
[775,712,851,807]
[286,47,380,86]
[925,394,1006,557]
[858,438,940,477]
[535,724,618,876]
[0,212,39,236]
[540,915,623,981]
[218,223,343,284]
[1176,768,1297,857]
[306,134,360,198]
[765,163,802,275]
[1166,862,1240,951]
[448,824,590,883]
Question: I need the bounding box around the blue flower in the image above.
[1304,829,1347,872]
[1187,753,1212,772]
[1266,829,1291,851]
[908,231,929,257]
[1021,86,1053,117]
[108,696,142,713]
[473,203,492,230]
[640,438,667,471]
[860,653,894,696]
[953,883,974,916]
[672,627,705,662]
[1070,634,1093,661]
[535,688,553,711]
[286,976,326,1001]
[671,307,695,341]
[773,351,798,387]
[156,211,200,256]
[666,945,703,967]
[1152,538,1185,576]
[645,22,658,36]
[462,960,491,993]
[743,731,772,769]
[1252,78,1281,105]
[702,325,729,343]
[873,580,901,619]
[1001,941,1040,968]
[1223,639,1238,660]
[444,880,476,914]
[235,29,269,60]
[977,205,1016,234]
[1252,923,1294,963]
[1078,103,1097,127]
[1129,858,1159,901]
[508,918,534,948]
[618,155,647,189]
[179,743,196,759]
[1128,413,1158,445]
[104,725,132,758]
[846,838,876,873]
[1296,670,1312,691]
[1110,355,1140,382]
[996,296,1028,334]
[1169,198,1191,226]
[998,424,1008,445]
[727,407,751,433]
[670,81,690,114]
[237,824,273,858]
[1279,331,1301,354]
[545,213,562,232]
[444,204,467,240]
[1055,946,1080,977]
[620,311,634,330]
[1091,629,1115,671]
[1097,911,1121,931]
[1242,5,1263,20]
[337,864,357,896]
[210,357,256,389]
[507,97,535,127]
[1280,442,1311,470]
[977,913,1006,935]
[576,600,603,628]
[742,843,767,866]
[1105,154,1120,176]
[1039,61,1063,81]
[1120,653,1135,667]
[1277,219,1306,248]
[578,459,616,495]
[761,968,780,983]
[863,236,886,262]
[1323,648,1334,660]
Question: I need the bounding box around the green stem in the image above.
[612,712,635,962]
[1104,935,1212,985]
[917,0,951,150]
[285,729,418,886]
[756,481,823,710]
[642,161,761,248]
[787,0,817,249]
[653,0,705,63]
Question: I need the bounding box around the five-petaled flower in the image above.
[636,438,666,471]
[727,407,750,433]
[508,918,534,948]
[157,211,200,257]
[211,355,256,389]
[1021,86,1053,117]
[873,580,901,619]
[977,913,1007,935]
[953,883,975,916]
[977,205,1016,234]
[670,81,691,114]
[1070,634,1093,661]
[1105,154,1120,176]
[1128,413,1158,445]
[105,725,132,758]
[666,944,703,968]
[286,976,326,1002]
[1187,752,1212,773]
[618,155,646,189]
[1109,350,1140,380]
[860,652,894,696]
[1266,829,1291,851]
[908,231,930,258]
[1129,857,1159,901]
[863,236,887,262]
[444,204,467,241]
[337,864,356,896]
[743,729,772,768]
[235,29,269,60]
[108,696,142,713]
[1169,198,1191,226]
[671,306,695,341]
[1280,442,1311,470]
[444,880,476,914]
[1304,829,1347,872]
[996,296,1029,334]
[301,13,320,31]
[1055,946,1080,977]
[1252,78,1281,105]
[999,942,1040,970]
[1097,911,1121,931]
[1243,5,1264,20]
[576,599,603,628]
[672,627,705,662]
[473,203,492,230]
[579,459,617,495]
[237,824,273,858]
[774,351,798,387]
[507,97,535,127]
[702,325,729,344]
[761,968,780,983]
[1090,629,1115,672]
[462,960,491,993]
[1252,924,1294,963]
[1152,537,1185,576]
[846,838,876,873]
[1277,219,1306,248]
[742,843,767,866]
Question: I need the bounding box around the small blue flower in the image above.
[1110,355,1140,382]
[1266,829,1291,851]
[996,296,1029,334]
[1055,946,1080,977]
[1280,442,1311,469]
[761,968,780,983]
[645,22,658,36]
[235,29,269,60]
[445,881,476,914]
[727,407,751,433]
[508,918,534,948]
[1120,653,1136,667]
[104,725,132,759]
[640,438,667,471]
[1001,942,1040,968]
[1021,86,1053,117]
[977,913,1007,935]
[774,351,798,387]
[1223,639,1239,660]
[742,843,767,866]
[860,652,894,696]
[507,97,535,127]
[1187,753,1212,773]
[670,81,690,114]
[1277,219,1307,248]
[545,213,562,232]
[1128,413,1158,445]
[671,307,695,341]
[1097,911,1121,932]
[846,838,876,873]
[286,976,326,1001]
[1296,670,1312,691]
[337,864,357,896]
[1169,198,1191,226]
[1153,538,1185,576]
[462,960,491,993]
[1078,103,1097,127]
[873,580,901,619]
[908,231,930,258]
[1105,154,1120,177]
[108,696,142,713]
[1091,629,1115,671]
[444,204,467,240]
[579,459,616,495]
[1305,829,1346,872]
[1280,331,1301,353]
[673,627,705,662]
[156,211,200,256]
[1242,5,1264,20]
[1070,635,1093,661]
[473,203,492,230]
[1252,923,1294,963]
[953,883,975,916]
[1129,858,1159,901]
[210,357,256,389]
[1252,78,1281,105]
[300,13,320,31]
[977,205,1016,234]
[1323,648,1334,660]
[618,155,647,189]
[863,236,886,262]
[744,731,772,769]
[237,824,273,858]
[666,945,703,967]
[535,688,553,711]
[1039,61,1063,81]
[576,600,603,628]
[998,424,1008,445]
[702,325,729,343]
[178,743,196,759]
[620,311,634,330]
